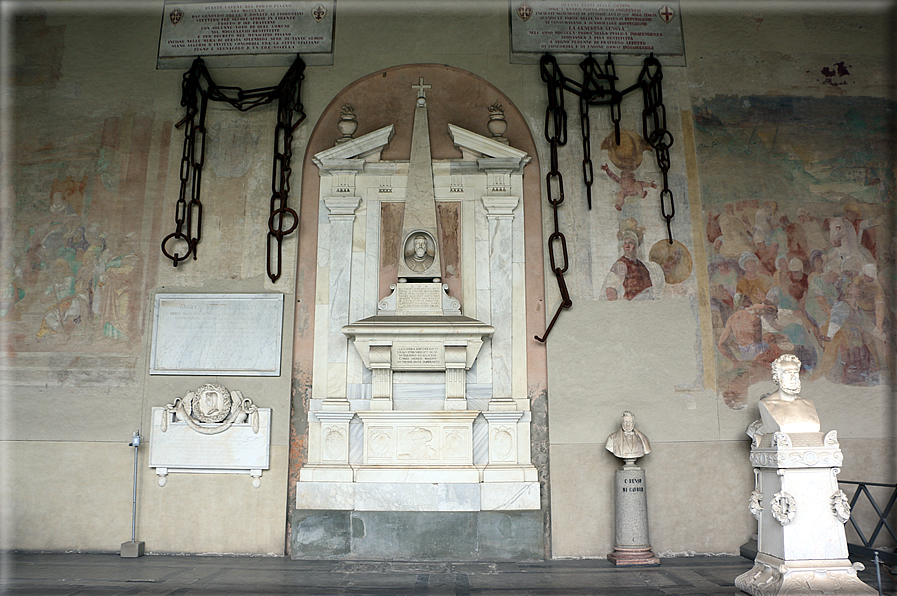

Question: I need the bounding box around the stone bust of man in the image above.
[404,233,435,273]
[605,410,651,463]
[758,354,820,434]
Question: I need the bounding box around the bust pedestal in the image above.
[735,430,875,595]
[607,466,659,566]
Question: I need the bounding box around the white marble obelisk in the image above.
[397,77,441,282]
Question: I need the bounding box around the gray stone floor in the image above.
[1,553,894,595]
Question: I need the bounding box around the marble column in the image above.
[481,191,519,412]
[608,467,659,566]
[324,195,361,412]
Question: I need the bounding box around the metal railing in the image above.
[839,480,897,565]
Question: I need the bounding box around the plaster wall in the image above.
[3,1,894,557]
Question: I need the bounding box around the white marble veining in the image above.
[355,482,439,511]
[312,306,329,400]
[392,383,444,399]
[295,481,356,510]
[349,420,364,463]
[480,482,540,510]
[466,385,493,400]
[438,483,481,511]
[473,419,490,465]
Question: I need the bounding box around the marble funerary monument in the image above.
[294,79,539,559]
[735,355,875,595]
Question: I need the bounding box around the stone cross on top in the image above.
[412,77,431,105]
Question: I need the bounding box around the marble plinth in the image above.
[736,430,875,595]
[295,481,540,511]
[608,468,659,566]
[735,553,875,596]
[353,410,480,482]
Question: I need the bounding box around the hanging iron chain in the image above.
[535,54,573,343]
[578,53,621,210]
[161,63,207,266]
[534,52,675,342]
[637,54,675,244]
[160,56,306,282]
[267,57,305,282]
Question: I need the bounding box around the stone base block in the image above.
[735,553,876,595]
[296,480,541,512]
[298,464,354,482]
[607,546,659,566]
[354,466,480,483]
[120,541,145,558]
[291,510,543,560]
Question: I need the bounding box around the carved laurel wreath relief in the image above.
[162,383,260,435]
[771,490,797,526]
[749,490,764,520]
[830,490,852,523]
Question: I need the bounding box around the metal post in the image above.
[874,551,882,596]
[121,430,145,557]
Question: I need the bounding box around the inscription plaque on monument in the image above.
[394,344,444,369]
[158,0,335,68]
[395,284,443,312]
[510,0,685,66]
[150,293,284,376]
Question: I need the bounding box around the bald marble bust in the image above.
[758,354,820,434]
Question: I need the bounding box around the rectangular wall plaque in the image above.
[393,343,445,370]
[510,0,685,66]
[150,293,284,376]
[158,0,335,69]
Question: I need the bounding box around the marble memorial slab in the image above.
[148,407,271,485]
[510,0,685,66]
[158,0,335,68]
[150,293,283,376]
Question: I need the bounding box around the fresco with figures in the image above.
[694,95,894,408]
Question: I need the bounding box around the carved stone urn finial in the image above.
[487,102,508,144]
[336,104,358,144]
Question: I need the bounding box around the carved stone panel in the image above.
[358,411,479,468]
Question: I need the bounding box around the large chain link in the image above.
[267,58,304,282]
[535,55,573,343]
[535,52,674,342]
[636,54,675,244]
[160,56,306,282]
[161,64,207,266]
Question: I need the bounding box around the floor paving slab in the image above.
[1,553,893,595]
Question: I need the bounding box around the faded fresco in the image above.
[5,123,157,356]
[3,18,164,363]
[694,96,894,408]
[557,120,696,307]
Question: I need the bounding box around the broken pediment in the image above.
[312,124,395,173]
[447,124,530,168]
